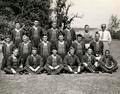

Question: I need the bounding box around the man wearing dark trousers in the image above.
[44,48,64,75]
[64,47,82,74]
[25,47,44,74]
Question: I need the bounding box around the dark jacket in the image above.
[11,29,24,42]
[100,55,118,68]
[2,42,14,56]
[18,42,32,56]
[63,28,76,41]
[30,26,43,41]
[72,40,84,55]
[82,54,96,65]
[47,28,60,42]
[63,54,81,66]
[46,55,62,66]
[54,41,68,54]
[7,55,20,69]
[26,54,43,68]
[90,40,104,55]
[38,41,51,56]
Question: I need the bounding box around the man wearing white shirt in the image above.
[99,24,112,53]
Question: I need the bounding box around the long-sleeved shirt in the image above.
[26,54,43,68]
[46,55,62,67]
[82,54,96,65]
[64,54,81,66]
[100,55,118,68]
[99,30,112,43]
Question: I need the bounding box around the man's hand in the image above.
[77,66,81,73]
[34,66,40,72]
[49,65,54,70]
[29,66,35,72]
[74,72,78,74]
[11,68,17,74]
[94,62,99,67]
[83,63,88,67]
[20,64,23,68]
[68,66,73,72]
[54,65,60,70]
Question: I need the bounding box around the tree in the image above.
[55,0,82,29]
[0,0,51,35]
[108,15,120,39]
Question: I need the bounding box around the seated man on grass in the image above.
[63,47,82,74]
[44,48,64,75]
[4,48,23,74]
[82,48,98,73]
[99,50,118,73]
[25,47,44,74]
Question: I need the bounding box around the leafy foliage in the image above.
[0,0,51,36]
[55,0,82,29]
[108,15,120,39]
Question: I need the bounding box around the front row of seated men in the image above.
[1,32,118,75]
[3,45,118,75]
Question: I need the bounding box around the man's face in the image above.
[59,35,64,41]
[32,49,37,55]
[52,23,56,29]
[85,25,89,32]
[23,35,28,42]
[52,49,57,55]
[13,49,19,56]
[6,38,11,43]
[105,51,110,57]
[43,36,47,42]
[77,37,82,42]
[101,24,106,31]
[67,24,71,29]
[87,49,92,55]
[70,48,75,55]
[15,23,21,29]
[34,21,39,27]
[95,34,100,41]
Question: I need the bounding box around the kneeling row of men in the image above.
[2,46,118,75]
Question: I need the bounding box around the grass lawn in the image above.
[0,40,120,94]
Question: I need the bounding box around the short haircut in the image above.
[105,50,110,54]
[43,34,48,37]
[69,46,75,51]
[12,47,18,52]
[5,35,11,39]
[87,47,92,51]
[84,24,89,28]
[95,32,100,36]
[101,24,106,27]
[77,34,83,38]
[58,33,64,37]
[32,47,37,51]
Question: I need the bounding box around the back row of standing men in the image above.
[1,20,118,75]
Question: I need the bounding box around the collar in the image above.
[31,54,38,57]
[33,25,38,30]
[23,41,29,45]
[5,41,13,46]
[52,54,57,58]
[59,41,64,44]
[15,28,21,32]
[42,41,48,44]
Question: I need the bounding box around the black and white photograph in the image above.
[0,0,120,94]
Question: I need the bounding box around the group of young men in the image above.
[1,20,118,75]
